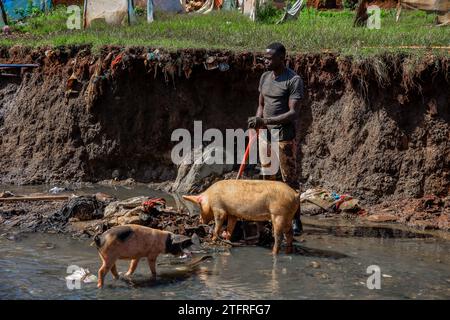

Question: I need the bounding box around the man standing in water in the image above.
[248,42,304,235]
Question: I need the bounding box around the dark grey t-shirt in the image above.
[259,68,303,141]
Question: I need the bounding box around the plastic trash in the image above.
[49,187,66,194]
[65,268,97,284]
[219,62,230,72]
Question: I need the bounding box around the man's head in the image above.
[264,42,286,71]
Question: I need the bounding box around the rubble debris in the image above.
[300,188,364,215]
[57,196,105,222]
[368,195,450,230]
[366,214,398,223]
[65,268,97,284]
[0,191,15,198]
[0,195,71,202]
[49,186,68,194]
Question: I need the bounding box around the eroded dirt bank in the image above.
[0,46,449,206]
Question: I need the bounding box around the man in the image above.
[248,42,303,236]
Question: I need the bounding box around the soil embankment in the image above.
[0,46,449,207]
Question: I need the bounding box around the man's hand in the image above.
[248,116,266,129]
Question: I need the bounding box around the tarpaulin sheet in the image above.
[3,0,51,20]
[84,0,135,27]
[153,0,184,12]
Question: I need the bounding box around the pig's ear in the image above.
[182,195,201,204]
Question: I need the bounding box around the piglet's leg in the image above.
[111,264,119,280]
[125,259,139,277]
[97,258,115,288]
[147,256,157,279]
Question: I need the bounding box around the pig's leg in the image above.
[271,215,285,255]
[212,209,227,241]
[284,223,294,254]
[147,256,157,279]
[125,259,139,277]
[225,215,237,240]
[111,264,119,280]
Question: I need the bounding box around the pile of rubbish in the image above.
[101,196,203,236]
[81,48,240,111]
[186,0,207,12]
[300,188,364,216]
[368,195,450,230]
[0,188,277,249]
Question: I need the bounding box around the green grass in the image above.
[1,5,449,57]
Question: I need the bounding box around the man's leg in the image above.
[278,140,302,236]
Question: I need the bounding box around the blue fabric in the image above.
[222,0,236,10]
[147,0,154,22]
[3,0,52,20]
[128,0,136,24]
[153,0,183,12]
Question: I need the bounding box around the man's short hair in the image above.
[266,42,286,57]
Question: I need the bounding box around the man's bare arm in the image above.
[256,93,264,117]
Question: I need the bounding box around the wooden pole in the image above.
[0,195,71,202]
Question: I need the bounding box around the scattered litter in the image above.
[2,25,11,35]
[52,196,104,225]
[300,188,363,215]
[382,274,393,278]
[369,195,450,230]
[204,56,219,70]
[309,261,321,269]
[66,73,79,95]
[65,268,97,284]
[0,191,15,198]
[142,198,166,214]
[191,233,201,246]
[219,62,230,72]
[49,187,66,194]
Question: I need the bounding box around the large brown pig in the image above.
[183,180,299,255]
[93,225,188,288]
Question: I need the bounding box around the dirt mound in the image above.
[0,46,448,205]
[369,195,450,230]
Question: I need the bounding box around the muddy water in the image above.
[1,185,450,299]
[2,229,450,299]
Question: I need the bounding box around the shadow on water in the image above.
[119,273,193,289]
[293,244,348,259]
[304,225,433,239]
[119,255,214,288]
